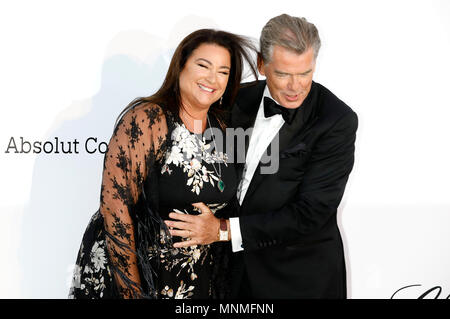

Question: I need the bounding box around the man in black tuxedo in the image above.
[166,14,358,298]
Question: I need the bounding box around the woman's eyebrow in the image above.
[196,58,230,69]
[196,58,212,65]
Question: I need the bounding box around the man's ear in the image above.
[257,53,265,76]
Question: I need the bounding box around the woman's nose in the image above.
[205,70,217,84]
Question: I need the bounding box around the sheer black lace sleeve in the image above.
[99,102,168,298]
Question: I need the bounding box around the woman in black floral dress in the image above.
[69,29,257,299]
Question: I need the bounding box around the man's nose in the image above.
[287,75,302,91]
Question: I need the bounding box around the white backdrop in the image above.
[1,0,449,299]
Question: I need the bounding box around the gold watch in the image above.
[219,218,228,241]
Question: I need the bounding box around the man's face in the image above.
[259,45,316,109]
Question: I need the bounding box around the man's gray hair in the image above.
[260,14,321,63]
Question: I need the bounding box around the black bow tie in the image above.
[263,97,297,125]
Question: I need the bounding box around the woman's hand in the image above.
[165,202,220,247]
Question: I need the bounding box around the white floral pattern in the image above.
[69,212,113,299]
[150,203,227,299]
[91,241,107,272]
[161,123,228,195]
[175,281,195,299]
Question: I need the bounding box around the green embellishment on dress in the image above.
[218,179,225,192]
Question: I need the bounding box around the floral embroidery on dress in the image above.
[69,236,113,298]
[69,211,116,299]
[175,280,195,299]
[70,104,235,299]
[148,203,227,299]
[161,123,228,195]
[90,241,108,272]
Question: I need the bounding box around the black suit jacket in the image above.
[230,80,358,298]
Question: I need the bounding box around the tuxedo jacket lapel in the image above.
[282,81,320,148]
[232,81,266,176]
[241,106,304,204]
[233,81,266,130]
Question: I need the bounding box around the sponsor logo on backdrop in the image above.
[391,284,449,299]
[5,136,109,154]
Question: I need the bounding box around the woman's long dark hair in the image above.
[116,28,258,125]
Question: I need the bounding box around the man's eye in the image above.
[198,64,208,68]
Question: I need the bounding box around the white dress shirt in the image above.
[230,85,285,252]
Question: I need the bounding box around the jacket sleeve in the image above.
[100,103,167,298]
[239,111,358,250]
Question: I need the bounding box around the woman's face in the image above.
[179,43,231,111]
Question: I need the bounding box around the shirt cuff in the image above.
[230,217,244,252]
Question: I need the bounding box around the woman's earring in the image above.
[220,96,223,105]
